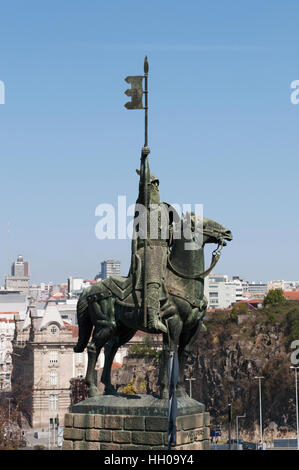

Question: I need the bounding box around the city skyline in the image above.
[0,2,299,283]
[2,252,299,289]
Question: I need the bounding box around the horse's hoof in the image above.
[74,344,84,353]
[104,386,119,396]
[87,385,100,397]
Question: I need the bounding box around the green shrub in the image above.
[263,288,286,308]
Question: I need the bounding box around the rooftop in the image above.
[284,291,299,301]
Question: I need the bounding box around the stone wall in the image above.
[62,411,210,451]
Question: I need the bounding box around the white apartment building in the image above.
[267,280,299,292]
[204,274,248,309]
[244,282,267,300]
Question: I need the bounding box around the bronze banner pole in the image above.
[143,56,149,328]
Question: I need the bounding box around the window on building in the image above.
[49,350,58,364]
[209,292,218,298]
[49,394,58,411]
[50,326,57,335]
[50,370,58,385]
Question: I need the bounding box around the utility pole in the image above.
[254,376,264,445]
[236,414,246,449]
[228,403,232,450]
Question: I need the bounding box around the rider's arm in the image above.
[137,146,150,205]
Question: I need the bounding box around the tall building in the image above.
[100,260,121,279]
[11,255,29,277]
[5,255,30,293]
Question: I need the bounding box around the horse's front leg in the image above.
[177,311,203,398]
[101,324,137,395]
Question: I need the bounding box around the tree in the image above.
[0,401,23,449]
[263,288,286,308]
[230,302,248,322]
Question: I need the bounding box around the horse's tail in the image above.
[74,289,93,352]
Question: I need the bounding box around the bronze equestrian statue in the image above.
[74,148,232,398]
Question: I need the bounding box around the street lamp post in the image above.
[185,378,196,398]
[236,414,246,449]
[290,366,299,450]
[254,376,264,445]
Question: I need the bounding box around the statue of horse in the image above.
[74,215,232,398]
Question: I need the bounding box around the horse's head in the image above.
[179,212,233,248]
[201,217,233,247]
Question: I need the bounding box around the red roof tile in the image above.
[0,312,19,315]
[284,291,299,300]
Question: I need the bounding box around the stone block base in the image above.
[62,394,210,451]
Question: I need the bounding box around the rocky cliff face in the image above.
[105,303,299,441]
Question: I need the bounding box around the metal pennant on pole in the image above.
[167,347,178,449]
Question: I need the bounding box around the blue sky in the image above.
[0,1,298,284]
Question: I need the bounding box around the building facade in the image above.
[100,260,121,279]
[12,300,87,429]
[204,274,248,309]
[11,255,29,277]
[245,282,267,300]
[267,280,299,292]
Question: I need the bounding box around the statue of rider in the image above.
[130,146,180,334]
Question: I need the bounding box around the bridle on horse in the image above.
[167,234,225,280]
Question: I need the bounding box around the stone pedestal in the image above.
[62,394,210,450]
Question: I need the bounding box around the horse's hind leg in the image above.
[101,326,137,395]
[85,341,101,397]
[74,299,93,353]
